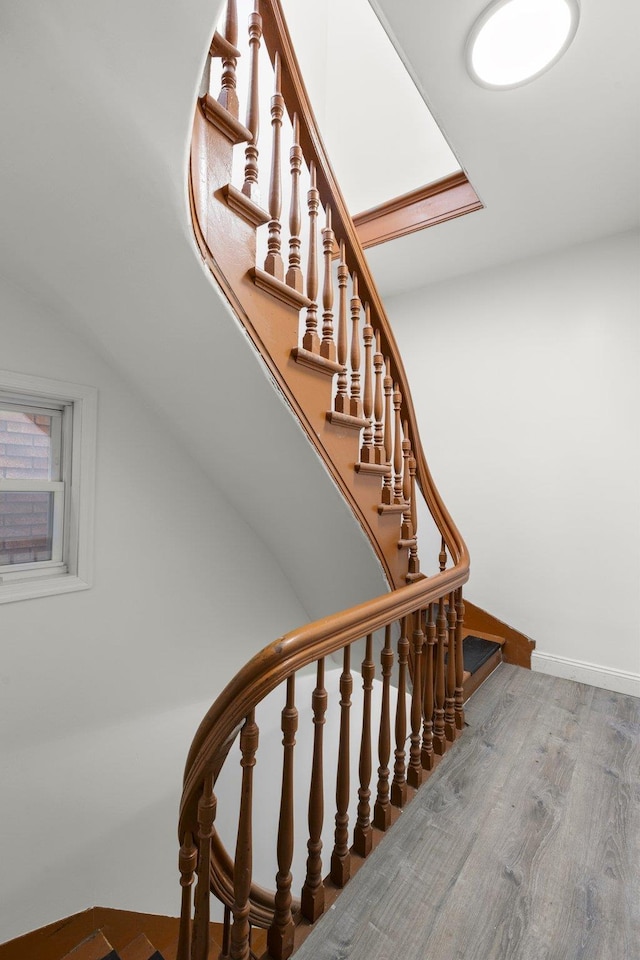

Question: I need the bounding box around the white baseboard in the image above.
[531,651,640,698]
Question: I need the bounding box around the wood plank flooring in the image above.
[292,664,640,960]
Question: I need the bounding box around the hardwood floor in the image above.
[293,664,640,960]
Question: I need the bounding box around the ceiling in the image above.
[365,0,640,295]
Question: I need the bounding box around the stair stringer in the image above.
[190,103,411,589]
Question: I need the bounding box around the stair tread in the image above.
[463,635,502,674]
[119,933,164,960]
[60,931,116,960]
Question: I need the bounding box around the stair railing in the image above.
[180,1,471,957]
[178,575,467,960]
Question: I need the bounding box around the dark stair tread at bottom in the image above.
[97,952,165,960]
[462,635,502,674]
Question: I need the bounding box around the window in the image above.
[0,371,97,603]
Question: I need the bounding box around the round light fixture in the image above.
[467,0,580,89]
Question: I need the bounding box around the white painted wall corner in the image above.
[532,651,640,699]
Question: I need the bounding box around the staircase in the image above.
[173,2,536,959]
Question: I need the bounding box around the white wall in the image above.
[0,275,312,942]
[387,231,640,694]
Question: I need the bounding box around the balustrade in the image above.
[180,1,471,954]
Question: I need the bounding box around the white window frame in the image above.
[0,370,97,604]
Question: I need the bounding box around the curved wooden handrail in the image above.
[178,565,468,932]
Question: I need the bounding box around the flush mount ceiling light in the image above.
[467,0,580,89]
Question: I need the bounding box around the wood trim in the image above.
[199,94,252,144]
[463,647,503,701]
[291,346,343,375]
[326,410,368,430]
[220,183,270,227]
[251,267,311,309]
[353,172,483,249]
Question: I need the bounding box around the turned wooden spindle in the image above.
[264,53,285,280]
[433,599,447,757]
[242,2,262,201]
[381,359,394,504]
[407,456,420,579]
[230,711,259,960]
[455,588,466,730]
[439,535,447,573]
[373,624,393,830]
[268,676,298,960]
[349,274,363,417]
[302,162,320,352]
[444,594,458,742]
[372,331,386,465]
[331,645,352,887]
[393,384,404,505]
[334,242,350,413]
[192,774,216,960]
[391,616,409,807]
[421,604,436,771]
[218,0,239,117]
[407,613,424,788]
[353,634,374,857]
[176,831,197,960]
[359,306,375,462]
[301,658,327,922]
[400,427,413,540]
[320,205,337,361]
[286,113,303,292]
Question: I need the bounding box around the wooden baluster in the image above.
[421,603,436,771]
[301,659,327,922]
[455,588,466,730]
[372,331,385,465]
[381,359,394,504]
[444,594,457,742]
[439,535,447,573]
[391,616,409,807]
[302,162,320,352]
[407,613,424,788]
[242,2,262,201]
[176,832,197,960]
[407,456,420,579]
[331,645,352,886]
[230,711,259,960]
[268,677,298,960]
[286,114,303,293]
[334,242,349,413]
[349,275,363,417]
[373,625,393,830]
[400,428,412,540]
[192,774,216,960]
[264,53,284,280]
[392,385,404,505]
[320,206,337,361]
[433,599,447,756]
[354,634,374,857]
[359,306,375,462]
[218,0,239,117]
[222,905,231,959]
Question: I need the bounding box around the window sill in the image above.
[0,573,91,604]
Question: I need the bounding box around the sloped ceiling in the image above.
[367,0,640,294]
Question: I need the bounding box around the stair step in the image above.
[60,931,117,960]
[462,635,502,674]
[119,933,164,960]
